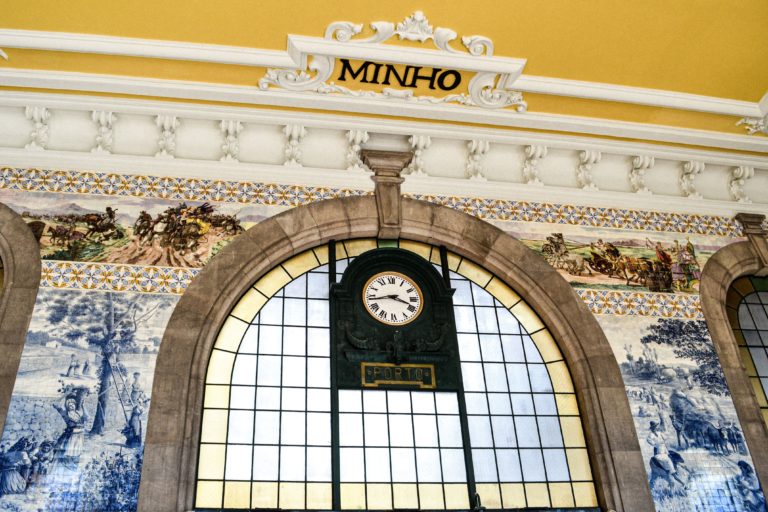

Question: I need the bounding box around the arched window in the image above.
[727,276,768,427]
[195,239,597,510]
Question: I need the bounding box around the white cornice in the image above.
[2,69,767,153]
[0,28,765,119]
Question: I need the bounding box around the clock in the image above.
[362,271,423,325]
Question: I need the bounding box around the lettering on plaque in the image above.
[337,59,462,91]
[361,362,436,389]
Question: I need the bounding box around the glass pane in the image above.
[523,336,543,363]
[252,445,279,479]
[284,298,307,326]
[480,334,504,361]
[492,416,517,447]
[282,326,306,355]
[497,308,521,334]
[475,307,499,333]
[387,391,411,413]
[501,335,525,362]
[283,274,306,297]
[339,390,362,412]
[454,306,477,332]
[280,446,305,480]
[468,416,494,447]
[458,333,482,361]
[307,412,331,446]
[543,449,570,481]
[364,413,389,446]
[533,394,557,415]
[307,299,329,327]
[340,448,365,482]
[281,387,306,411]
[438,415,464,447]
[506,364,531,392]
[307,358,330,388]
[255,387,280,410]
[232,355,257,385]
[225,444,253,480]
[282,356,306,387]
[520,449,546,481]
[239,325,259,354]
[390,448,417,482]
[259,298,283,325]
[306,447,332,481]
[740,304,756,329]
[465,393,489,414]
[516,416,541,447]
[461,363,486,392]
[340,413,364,446]
[413,416,439,447]
[538,416,564,448]
[416,448,442,482]
[230,385,255,409]
[307,388,331,411]
[484,363,509,392]
[528,364,553,392]
[257,355,281,386]
[471,282,495,306]
[488,393,512,415]
[307,272,328,299]
[440,449,467,482]
[472,449,498,482]
[451,279,473,305]
[435,393,459,414]
[496,449,522,482]
[228,410,254,444]
[258,325,282,354]
[365,447,392,482]
[411,392,435,414]
[389,415,415,447]
[307,328,330,356]
[511,394,534,415]
[363,390,388,412]
[281,411,306,445]
[254,411,280,444]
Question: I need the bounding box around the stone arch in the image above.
[0,203,42,432]
[700,221,768,488]
[139,195,652,511]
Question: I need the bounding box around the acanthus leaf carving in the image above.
[406,135,431,177]
[577,150,600,191]
[91,111,116,154]
[345,129,370,172]
[24,106,50,151]
[680,160,704,200]
[155,115,179,159]
[220,120,243,162]
[630,155,654,195]
[523,145,547,186]
[466,139,490,181]
[729,165,755,204]
[283,124,307,167]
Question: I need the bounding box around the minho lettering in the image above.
[337,59,462,91]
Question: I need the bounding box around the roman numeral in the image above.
[366,294,376,300]
[407,305,416,313]
[378,309,387,319]
[369,303,379,312]
[406,287,414,293]
[409,296,419,303]
[390,313,397,321]
[387,276,396,284]
[376,278,386,287]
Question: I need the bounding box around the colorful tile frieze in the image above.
[0,166,743,236]
[40,261,198,295]
[38,260,704,318]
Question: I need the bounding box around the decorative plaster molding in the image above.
[283,124,307,167]
[679,160,704,200]
[0,29,763,119]
[91,110,115,154]
[3,71,768,153]
[523,145,547,186]
[257,12,527,111]
[219,120,242,162]
[466,139,490,180]
[406,135,431,177]
[630,155,654,195]
[729,165,755,204]
[738,115,768,136]
[577,150,600,191]
[155,115,179,158]
[24,106,50,151]
[345,129,369,172]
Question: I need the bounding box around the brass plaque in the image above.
[361,362,436,389]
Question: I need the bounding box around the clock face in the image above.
[363,271,423,325]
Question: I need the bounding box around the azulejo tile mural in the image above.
[0,288,177,512]
[598,314,766,512]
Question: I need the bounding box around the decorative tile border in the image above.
[40,260,703,318]
[41,260,198,295]
[1,166,742,237]
[575,289,703,319]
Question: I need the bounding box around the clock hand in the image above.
[387,294,411,305]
